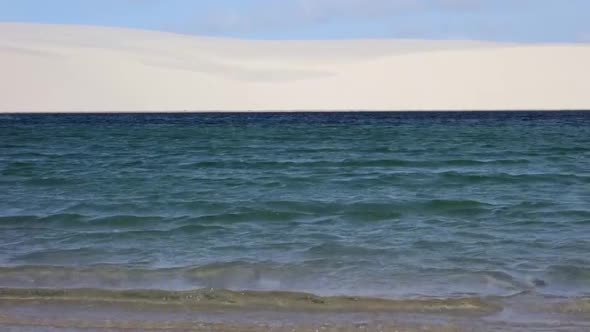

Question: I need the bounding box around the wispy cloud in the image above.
[191,0,484,34]
[290,0,481,21]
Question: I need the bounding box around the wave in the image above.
[424,199,491,211]
[0,263,558,298]
[0,287,500,313]
[304,242,392,256]
[0,198,493,230]
[0,264,283,290]
[0,214,167,230]
[178,158,533,170]
[0,212,292,230]
[546,265,590,282]
[437,171,590,184]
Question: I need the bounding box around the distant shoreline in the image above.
[1,23,590,112]
[2,109,590,114]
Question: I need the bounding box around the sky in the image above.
[1,0,589,42]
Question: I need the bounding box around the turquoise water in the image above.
[1,112,589,300]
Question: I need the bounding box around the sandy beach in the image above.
[1,23,589,112]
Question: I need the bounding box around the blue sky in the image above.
[1,0,589,42]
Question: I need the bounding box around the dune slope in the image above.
[1,23,589,112]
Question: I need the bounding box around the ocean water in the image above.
[1,112,589,307]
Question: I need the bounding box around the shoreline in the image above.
[1,109,590,114]
[0,287,588,331]
[0,287,502,313]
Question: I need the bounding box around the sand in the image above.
[0,289,588,331]
[0,23,589,112]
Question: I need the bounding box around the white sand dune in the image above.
[1,23,589,112]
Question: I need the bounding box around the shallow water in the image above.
[1,112,589,305]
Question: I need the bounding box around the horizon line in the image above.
[3,22,590,45]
